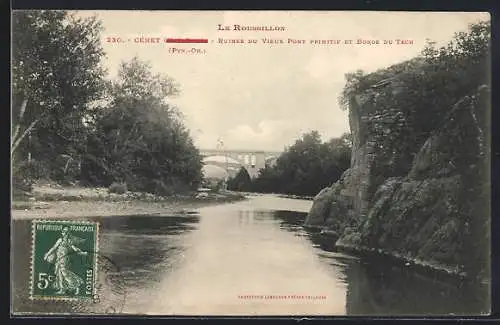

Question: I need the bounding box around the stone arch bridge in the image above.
[199,149,282,179]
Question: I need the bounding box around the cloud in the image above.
[223,119,304,150]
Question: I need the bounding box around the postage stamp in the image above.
[30,220,100,301]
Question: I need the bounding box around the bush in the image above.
[12,174,33,196]
[12,159,46,196]
[126,177,193,197]
[14,159,49,180]
[227,167,252,191]
[108,182,128,194]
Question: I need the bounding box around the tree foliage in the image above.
[338,69,365,111]
[81,57,203,194]
[12,10,107,185]
[227,167,252,192]
[338,20,490,124]
[12,12,203,195]
[246,131,352,196]
[335,20,490,180]
[12,11,106,156]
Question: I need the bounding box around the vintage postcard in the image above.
[11,10,491,316]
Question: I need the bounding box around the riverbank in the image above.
[11,182,247,219]
[233,191,314,201]
[276,194,314,200]
[303,224,490,285]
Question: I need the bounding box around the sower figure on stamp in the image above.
[43,227,88,295]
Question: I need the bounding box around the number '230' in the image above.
[37,273,55,289]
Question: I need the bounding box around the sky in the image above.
[76,11,489,152]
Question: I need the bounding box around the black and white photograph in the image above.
[11,10,491,316]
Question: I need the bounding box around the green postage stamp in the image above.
[30,219,100,301]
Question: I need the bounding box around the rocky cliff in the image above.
[304,58,490,279]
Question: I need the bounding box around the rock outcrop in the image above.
[305,59,490,279]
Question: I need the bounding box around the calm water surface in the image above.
[11,195,488,316]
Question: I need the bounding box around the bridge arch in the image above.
[202,164,229,179]
[199,149,282,179]
[202,155,249,179]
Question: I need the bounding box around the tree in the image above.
[249,131,352,196]
[250,165,280,194]
[338,69,365,111]
[11,10,106,161]
[227,167,252,191]
[81,57,203,194]
[417,20,490,134]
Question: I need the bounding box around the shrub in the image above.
[108,182,128,194]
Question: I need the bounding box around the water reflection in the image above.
[97,215,199,272]
[11,196,488,316]
[94,214,200,313]
[275,209,489,316]
[344,256,488,316]
[11,214,200,315]
[143,203,347,315]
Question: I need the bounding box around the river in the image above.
[11,194,487,316]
